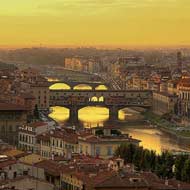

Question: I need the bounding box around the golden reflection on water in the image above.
[122,128,190,154]
[79,107,109,128]
[48,106,190,154]
[49,106,69,122]
[49,106,126,127]
[48,83,190,153]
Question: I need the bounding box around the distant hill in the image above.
[0,61,17,70]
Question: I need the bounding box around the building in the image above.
[18,122,54,153]
[177,75,190,120]
[65,57,100,73]
[152,92,178,115]
[167,80,179,95]
[30,82,50,110]
[37,128,78,159]
[1,177,55,190]
[78,126,140,159]
[11,93,36,115]
[0,103,27,145]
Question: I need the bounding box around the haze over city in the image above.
[1,1,190,190]
[1,0,190,48]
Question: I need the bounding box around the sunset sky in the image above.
[0,0,190,48]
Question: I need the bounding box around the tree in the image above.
[174,155,188,180]
[115,143,137,164]
[182,159,190,182]
[34,104,40,119]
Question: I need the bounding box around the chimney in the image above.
[51,153,55,160]
[165,179,169,186]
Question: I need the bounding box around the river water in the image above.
[49,83,190,154]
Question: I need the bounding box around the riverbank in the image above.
[143,111,190,143]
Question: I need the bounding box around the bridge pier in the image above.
[68,106,79,124]
[109,106,119,121]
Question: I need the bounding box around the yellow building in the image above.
[78,127,140,159]
[37,129,78,159]
[177,76,190,120]
[152,92,178,115]
[30,82,50,110]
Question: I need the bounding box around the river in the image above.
[49,83,190,154]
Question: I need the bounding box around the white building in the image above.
[18,122,55,153]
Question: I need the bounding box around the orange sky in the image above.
[0,0,190,48]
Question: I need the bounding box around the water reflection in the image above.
[122,128,190,154]
[49,106,190,154]
[48,83,190,154]
[79,107,109,128]
[49,106,69,122]
[49,106,126,128]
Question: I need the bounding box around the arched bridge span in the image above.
[49,90,152,123]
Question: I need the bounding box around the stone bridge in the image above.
[49,90,152,123]
[48,80,111,90]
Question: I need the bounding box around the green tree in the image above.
[182,159,190,182]
[34,104,40,119]
[115,143,137,164]
[174,155,188,180]
[132,146,143,170]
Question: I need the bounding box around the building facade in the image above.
[0,103,27,145]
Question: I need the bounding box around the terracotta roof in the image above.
[0,160,16,169]
[79,135,140,144]
[95,172,148,189]
[29,122,47,128]
[178,77,190,88]
[34,160,62,176]
[20,93,35,99]
[168,179,190,190]
[3,149,25,157]
[0,102,27,111]
[40,129,78,144]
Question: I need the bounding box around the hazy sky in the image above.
[0,0,190,48]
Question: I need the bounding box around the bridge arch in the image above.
[95,85,108,90]
[73,84,92,90]
[49,83,71,90]
[91,96,99,102]
[99,96,104,102]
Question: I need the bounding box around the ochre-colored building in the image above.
[30,82,50,110]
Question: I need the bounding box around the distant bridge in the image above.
[49,89,152,123]
[48,80,111,90]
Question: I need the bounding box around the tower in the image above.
[177,51,182,73]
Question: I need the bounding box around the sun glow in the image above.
[1,0,189,48]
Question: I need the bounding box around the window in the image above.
[107,146,113,156]
[80,145,83,153]
[9,125,12,132]
[95,147,101,156]
[85,146,88,154]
